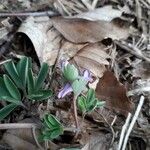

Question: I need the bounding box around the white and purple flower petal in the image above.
[58,83,73,98]
[83,70,93,82]
[60,60,69,71]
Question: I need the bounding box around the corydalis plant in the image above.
[58,60,92,128]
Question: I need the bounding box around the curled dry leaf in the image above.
[96,70,134,116]
[52,17,130,43]
[73,42,110,77]
[17,16,86,65]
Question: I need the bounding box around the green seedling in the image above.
[41,114,64,140]
[78,88,105,114]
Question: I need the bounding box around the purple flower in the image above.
[83,70,93,83]
[58,70,93,98]
[60,60,69,70]
[58,83,73,98]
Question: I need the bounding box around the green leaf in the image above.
[0,77,21,104]
[35,63,49,90]
[96,101,105,108]
[42,128,63,140]
[77,96,87,113]
[43,114,62,129]
[47,114,62,127]
[87,89,95,103]
[63,64,79,82]
[0,103,17,121]
[16,57,30,88]
[4,61,23,88]
[41,114,64,140]
[3,75,21,101]
[27,69,35,94]
[49,128,63,139]
[0,77,11,98]
[28,90,52,101]
[72,78,87,96]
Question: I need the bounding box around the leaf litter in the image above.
[0,0,150,150]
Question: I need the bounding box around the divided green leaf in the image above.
[0,103,17,121]
[4,61,23,88]
[16,57,31,88]
[41,114,64,140]
[77,89,105,114]
[3,75,21,101]
[35,63,49,91]
[72,78,87,96]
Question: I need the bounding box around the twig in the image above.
[121,96,145,150]
[127,87,150,96]
[0,59,11,65]
[73,95,79,129]
[135,0,142,28]
[0,123,37,129]
[114,40,150,63]
[117,113,132,150]
[0,11,59,17]
[92,0,99,9]
[32,126,44,150]
[95,110,115,146]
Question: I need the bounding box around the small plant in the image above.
[58,61,105,129]
[41,114,64,140]
[0,57,52,121]
[78,88,105,114]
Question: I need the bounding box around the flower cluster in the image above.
[58,61,92,98]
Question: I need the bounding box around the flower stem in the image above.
[73,95,79,129]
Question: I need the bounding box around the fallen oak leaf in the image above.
[52,17,130,43]
[95,70,134,116]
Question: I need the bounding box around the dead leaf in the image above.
[96,70,134,116]
[131,61,150,79]
[2,118,59,150]
[3,133,39,150]
[74,5,123,21]
[52,17,130,43]
[73,42,110,77]
[84,132,111,150]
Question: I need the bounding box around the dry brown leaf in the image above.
[83,132,111,150]
[74,5,123,21]
[17,16,86,66]
[2,118,59,150]
[96,70,134,116]
[52,17,130,43]
[73,42,110,77]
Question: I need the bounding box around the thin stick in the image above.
[121,96,145,150]
[0,11,59,17]
[95,110,115,146]
[73,95,79,129]
[32,127,44,150]
[127,87,150,96]
[0,123,37,129]
[117,113,132,150]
